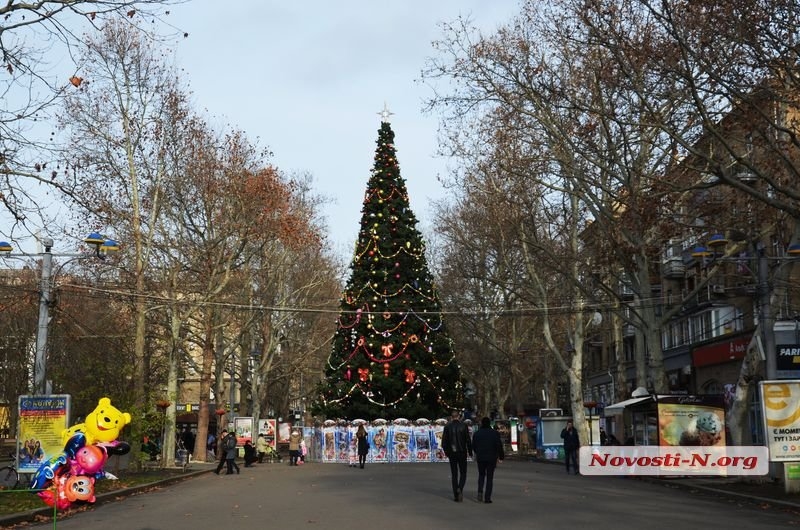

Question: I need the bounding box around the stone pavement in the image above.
[2,458,800,529]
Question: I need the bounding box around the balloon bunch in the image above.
[30,397,132,511]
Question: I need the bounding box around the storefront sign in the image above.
[777,344,800,379]
[692,336,749,367]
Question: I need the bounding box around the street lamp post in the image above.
[34,238,54,395]
[0,233,119,395]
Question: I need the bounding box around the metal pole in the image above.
[758,242,784,482]
[760,245,776,381]
[34,238,54,395]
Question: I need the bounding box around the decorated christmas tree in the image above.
[312,109,463,420]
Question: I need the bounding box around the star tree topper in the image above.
[377,102,394,123]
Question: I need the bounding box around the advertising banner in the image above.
[234,416,254,446]
[761,380,800,461]
[278,422,292,444]
[311,420,482,463]
[321,425,337,462]
[257,418,277,449]
[371,424,389,462]
[17,395,71,473]
[657,395,726,447]
[413,424,432,462]
[392,424,412,462]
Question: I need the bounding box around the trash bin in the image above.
[176,449,188,467]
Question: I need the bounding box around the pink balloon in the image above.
[73,444,107,475]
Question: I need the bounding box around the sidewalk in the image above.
[524,454,800,510]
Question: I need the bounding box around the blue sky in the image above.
[167,1,519,259]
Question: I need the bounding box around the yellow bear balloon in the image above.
[62,397,132,445]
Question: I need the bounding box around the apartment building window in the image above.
[664,306,742,350]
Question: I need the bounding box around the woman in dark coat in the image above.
[243,440,257,467]
[356,424,369,469]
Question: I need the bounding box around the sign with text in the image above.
[17,395,71,473]
[258,418,277,449]
[760,380,800,461]
[777,344,800,379]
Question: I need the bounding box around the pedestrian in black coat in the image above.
[561,420,580,474]
[441,410,472,502]
[471,417,504,503]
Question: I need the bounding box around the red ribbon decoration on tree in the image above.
[404,369,416,384]
[382,343,394,357]
[358,368,369,382]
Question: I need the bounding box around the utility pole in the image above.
[34,238,54,395]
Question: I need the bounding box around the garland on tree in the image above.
[312,114,463,420]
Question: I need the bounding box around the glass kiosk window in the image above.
[632,411,658,445]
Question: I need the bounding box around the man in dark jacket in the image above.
[471,417,504,503]
[214,429,230,475]
[561,420,580,474]
[441,409,472,502]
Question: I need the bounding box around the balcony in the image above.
[661,257,686,278]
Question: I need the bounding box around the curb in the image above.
[642,476,800,511]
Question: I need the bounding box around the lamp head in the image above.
[691,246,712,258]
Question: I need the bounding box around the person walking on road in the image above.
[441,409,472,502]
[289,429,302,466]
[561,420,580,475]
[214,429,229,474]
[214,430,239,475]
[356,424,369,469]
[471,417,504,503]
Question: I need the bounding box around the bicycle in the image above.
[0,452,19,489]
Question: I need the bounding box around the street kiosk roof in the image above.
[603,396,654,416]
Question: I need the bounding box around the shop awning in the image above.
[603,396,653,416]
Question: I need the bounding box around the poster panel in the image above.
[346,424,357,466]
[657,395,726,446]
[431,423,447,462]
[17,395,71,473]
[761,380,800,461]
[257,418,277,449]
[371,424,389,462]
[393,424,412,462]
[321,425,337,462]
[278,422,292,444]
[413,425,432,462]
[336,425,350,462]
[234,417,254,446]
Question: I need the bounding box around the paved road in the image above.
[16,460,800,530]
